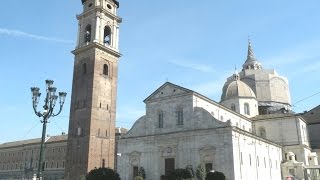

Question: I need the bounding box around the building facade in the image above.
[303,105,320,164]
[0,128,127,180]
[65,0,122,179]
[0,135,67,180]
[117,82,283,180]
[117,43,320,180]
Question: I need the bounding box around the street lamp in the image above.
[31,79,67,179]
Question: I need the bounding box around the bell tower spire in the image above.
[65,0,121,179]
[242,40,262,70]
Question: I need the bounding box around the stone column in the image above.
[94,13,101,43]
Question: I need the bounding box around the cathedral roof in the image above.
[302,105,320,124]
[221,77,256,101]
[143,82,194,103]
[0,135,67,149]
[250,113,301,121]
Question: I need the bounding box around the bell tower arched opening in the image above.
[104,26,112,46]
[84,25,91,43]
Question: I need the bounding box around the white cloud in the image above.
[0,28,73,44]
[262,39,320,68]
[168,59,215,73]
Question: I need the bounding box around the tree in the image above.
[169,168,194,180]
[79,175,86,180]
[134,176,144,180]
[205,171,226,180]
[186,165,194,179]
[86,167,121,180]
[138,167,146,179]
[196,164,206,180]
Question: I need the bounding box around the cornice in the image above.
[72,43,122,58]
[76,7,122,23]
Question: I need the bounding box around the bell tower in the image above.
[65,0,121,179]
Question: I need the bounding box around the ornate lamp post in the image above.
[31,80,67,179]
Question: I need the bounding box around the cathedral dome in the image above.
[221,77,256,101]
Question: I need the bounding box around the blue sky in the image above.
[0,0,320,143]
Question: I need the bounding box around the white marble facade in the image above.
[117,83,283,180]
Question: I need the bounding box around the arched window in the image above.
[84,25,91,43]
[82,63,87,74]
[104,26,111,45]
[231,104,236,111]
[103,64,108,76]
[259,127,266,138]
[244,103,250,115]
[176,107,183,125]
[158,111,164,128]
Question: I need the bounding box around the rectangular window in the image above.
[30,158,33,168]
[165,158,175,175]
[133,166,139,179]
[158,113,163,128]
[249,154,251,166]
[205,163,213,173]
[240,152,243,165]
[177,109,183,125]
[257,156,259,167]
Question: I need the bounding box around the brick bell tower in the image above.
[65,0,121,179]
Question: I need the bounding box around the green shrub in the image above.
[169,168,194,180]
[86,167,120,180]
[196,164,206,180]
[205,171,225,180]
[134,176,144,180]
[138,167,146,179]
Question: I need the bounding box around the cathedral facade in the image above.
[117,43,320,180]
